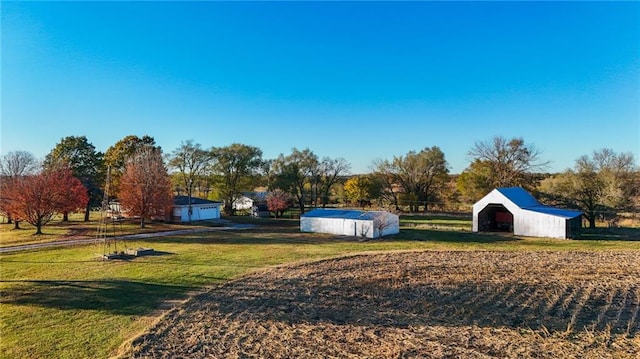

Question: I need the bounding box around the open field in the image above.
[130,251,640,358]
[1,215,639,358]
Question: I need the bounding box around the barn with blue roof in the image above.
[301,209,399,239]
[472,187,582,239]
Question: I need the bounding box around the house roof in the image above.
[302,208,394,220]
[241,191,268,201]
[173,196,222,206]
[495,187,582,219]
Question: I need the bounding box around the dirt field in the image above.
[129,251,640,358]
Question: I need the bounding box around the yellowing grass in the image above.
[1,219,639,358]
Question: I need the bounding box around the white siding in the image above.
[379,214,401,237]
[301,217,346,236]
[301,212,399,239]
[472,189,522,232]
[473,188,573,239]
[232,196,253,210]
[516,210,567,239]
[175,204,221,222]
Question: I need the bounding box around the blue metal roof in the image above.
[302,208,385,220]
[496,187,540,208]
[496,187,582,218]
[525,205,583,219]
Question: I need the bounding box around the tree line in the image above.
[0,134,637,234]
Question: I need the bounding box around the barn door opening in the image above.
[478,204,513,233]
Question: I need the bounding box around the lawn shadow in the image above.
[576,227,640,241]
[138,229,354,246]
[395,227,520,243]
[1,279,194,315]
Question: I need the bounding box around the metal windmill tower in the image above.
[96,167,121,259]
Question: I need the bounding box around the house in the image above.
[472,187,582,239]
[172,196,223,222]
[232,192,268,211]
[300,208,399,239]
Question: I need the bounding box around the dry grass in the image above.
[0,214,220,247]
[128,251,640,358]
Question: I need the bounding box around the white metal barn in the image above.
[472,187,582,239]
[300,209,400,239]
[172,196,223,222]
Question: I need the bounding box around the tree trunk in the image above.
[84,203,91,221]
[7,214,12,224]
[588,216,596,228]
[63,212,69,221]
[35,220,42,235]
[140,216,146,228]
[13,220,20,230]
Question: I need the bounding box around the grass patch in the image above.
[0,212,223,248]
[1,217,639,358]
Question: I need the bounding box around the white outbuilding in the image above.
[472,187,582,239]
[300,209,400,239]
[172,196,223,222]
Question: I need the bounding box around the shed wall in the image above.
[514,210,568,239]
[301,214,399,239]
[472,188,576,239]
[472,190,522,232]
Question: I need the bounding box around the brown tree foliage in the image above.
[266,190,291,218]
[3,168,88,234]
[119,148,173,228]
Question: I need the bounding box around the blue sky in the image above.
[2,1,639,174]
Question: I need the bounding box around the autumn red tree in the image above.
[4,168,88,235]
[118,148,173,228]
[266,190,291,218]
[0,150,40,228]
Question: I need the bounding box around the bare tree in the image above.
[316,157,350,208]
[467,136,548,192]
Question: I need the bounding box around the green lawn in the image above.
[1,217,639,359]
[0,213,222,248]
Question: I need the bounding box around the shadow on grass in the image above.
[401,214,472,222]
[394,228,519,243]
[138,232,348,246]
[1,279,196,315]
[575,227,640,241]
[124,226,518,246]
